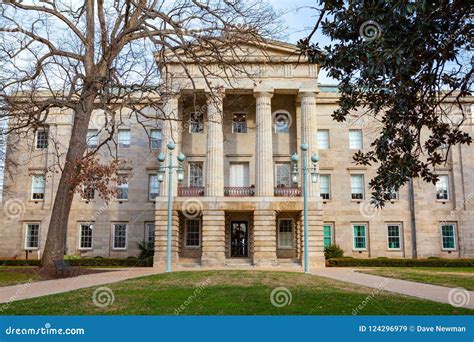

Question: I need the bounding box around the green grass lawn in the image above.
[0,267,40,287]
[356,267,474,290]
[1,270,472,315]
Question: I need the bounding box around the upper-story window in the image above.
[351,174,364,200]
[389,188,399,200]
[86,129,98,148]
[81,186,95,201]
[189,162,204,187]
[274,112,290,133]
[148,174,159,200]
[118,129,131,148]
[349,129,363,149]
[317,129,330,149]
[31,175,45,200]
[189,112,204,133]
[320,174,331,200]
[150,129,162,150]
[436,175,449,200]
[232,113,247,133]
[35,129,48,149]
[275,162,291,188]
[116,178,129,200]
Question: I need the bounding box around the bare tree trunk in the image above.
[41,91,95,271]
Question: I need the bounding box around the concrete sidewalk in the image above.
[0,267,161,304]
[311,268,474,309]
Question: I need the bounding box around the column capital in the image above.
[297,91,317,100]
[253,91,274,99]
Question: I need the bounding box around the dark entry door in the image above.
[230,221,248,257]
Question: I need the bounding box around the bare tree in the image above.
[0,0,277,270]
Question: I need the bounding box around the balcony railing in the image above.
[224,186,255,197]
[178,186,205,197]
[274,187,302,197]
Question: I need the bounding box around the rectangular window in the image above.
[116,179,129,200]
[82,186,95,201]
[118,129,131,148]
[189,112,204,133]
[323,224,333,248]
[389,188,399,200]
[86,129,98,148]
[189,162,204,187]
[436,175,449,200]
[25,223,40,250]
[317,129,330,149]
[31,175,45,200]
[387,224,401,250]
[145,222,155,244]
[353,224,367,250]
[351,174,364,200]
[229,162,249,187]
[113,223,128,250]
[185,219,201,247]
[150,129,162,150]
[35,129,48,149]
[278,219,294,248]
[320,174,331,200]
[148,174,159,200]
[441,223,457,250]
[232,113,247,133]
[275,163,291,188]
[79,223,93,250]
[349,129,363,149]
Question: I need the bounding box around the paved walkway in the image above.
[311,268,474,309]
[0,267,161,304]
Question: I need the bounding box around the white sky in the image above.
[268,0,336,84]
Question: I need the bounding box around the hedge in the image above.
[0,257,153,267]
[327,257,474,268]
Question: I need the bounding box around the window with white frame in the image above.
[25,223,40,249]
[118,129,131,148]
[352,224,367,250]
[441,223,457,250]
[35,129,48,149]
[320,174,331,200]
[278,219,294,248]
[232,113,247,133]
[148,174,159,200]
[349,129,363,149]
[86,129,98,148]
[79,223,93,249]
[275,163,291,188]
[116,178,129,200]
[317,129,330,149]
[323,223,333,248]
[188,162,204,187]
[185,219,201,247]
[145,222,155,244]
[436,175,449,200]
[31,175,45,200]
[351,174,364,200]
[387,224,401,250]
[274,112,290,133]
[389,188,399,200]
[189,112,204,133]
[82,186,95,201]
[150,129,162,150]
[113,223,128,249]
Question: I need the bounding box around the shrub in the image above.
[137,241,155,260]
[324,244,344,259]
[327,257,474,268]
[0,260,41,267]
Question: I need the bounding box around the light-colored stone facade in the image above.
[1,41,473,270]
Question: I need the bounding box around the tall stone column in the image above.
[161,95,181,197]
[299,91,318,197]
[205,94,225,197]
[154,207,179,269]
[201,209,226,267]
[254,91,274,197]
[253,209,277,266]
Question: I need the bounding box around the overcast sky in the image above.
[268,0,335,84]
